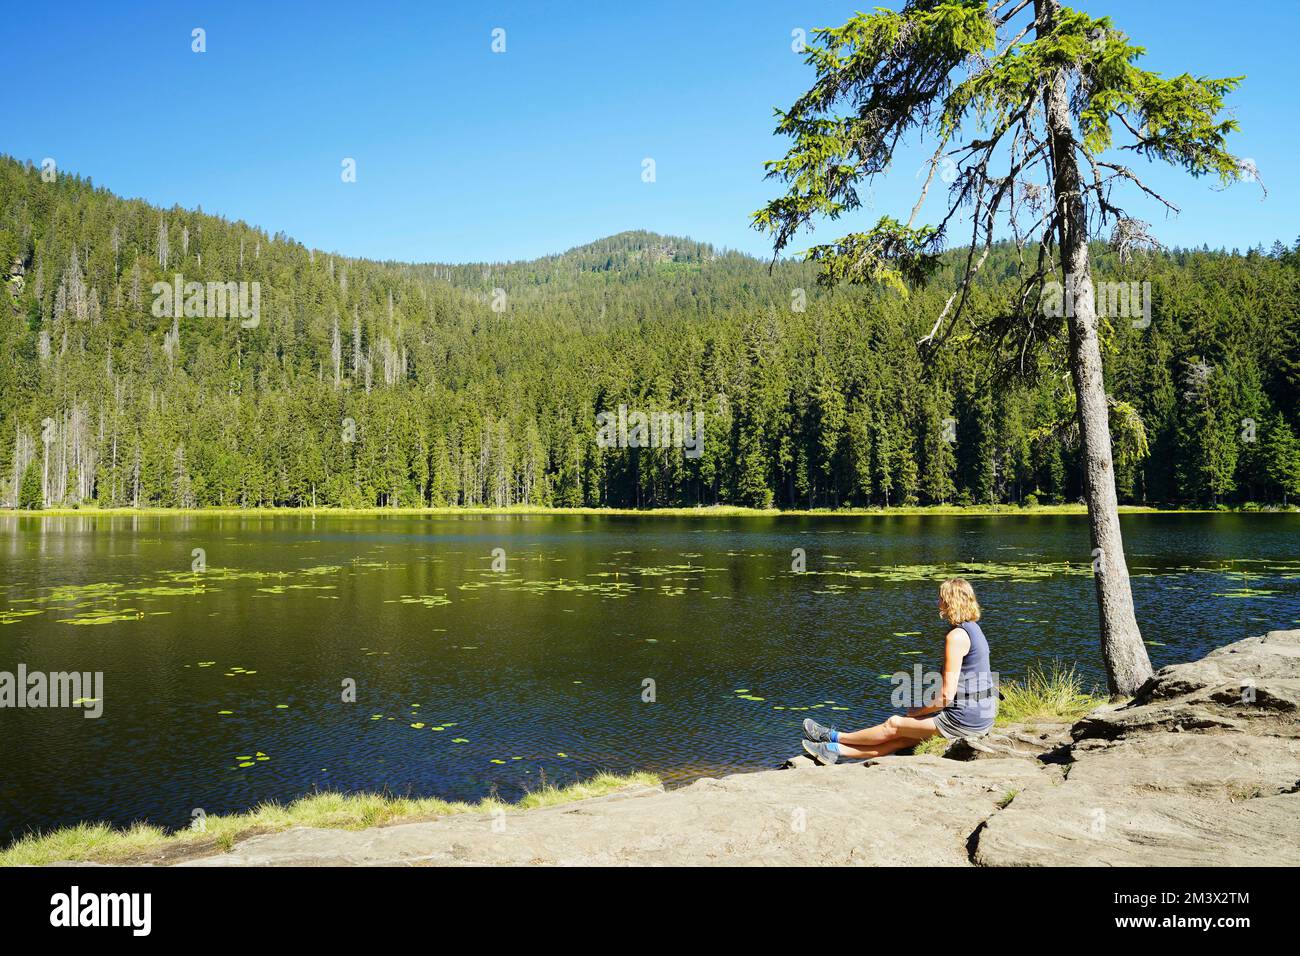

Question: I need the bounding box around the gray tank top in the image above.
[946,620,997,731]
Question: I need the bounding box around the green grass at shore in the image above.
[0,771,660,867]
[1,502,1256,519]
[912,736,952,756]
[997,660,1109,724]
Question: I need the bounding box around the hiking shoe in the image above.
[802,717,834,742]
[802,739,839,766]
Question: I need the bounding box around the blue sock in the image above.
[827,740,840,754]
[830,730,839,744]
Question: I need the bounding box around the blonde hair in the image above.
[939,578,981,625]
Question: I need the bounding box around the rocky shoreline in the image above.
[82,629,1300,867]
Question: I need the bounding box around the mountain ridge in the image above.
[1,152,1298,511]
[1,155,737,275]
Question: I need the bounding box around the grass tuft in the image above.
[515,771,659,810]
[996,659,1108,725]
[0,772,660,868]
[912,736,951,756]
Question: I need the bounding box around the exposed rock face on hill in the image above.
[172,630,1299,867]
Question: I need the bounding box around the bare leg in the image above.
[838,714,938,747]
[834,736,924,759]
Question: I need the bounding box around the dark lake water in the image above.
[2,511,1298,844]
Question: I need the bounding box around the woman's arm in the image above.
[908,627,969,716]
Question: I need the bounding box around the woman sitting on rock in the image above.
[802,577,997,764]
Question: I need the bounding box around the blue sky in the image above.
[3,1,1296,264]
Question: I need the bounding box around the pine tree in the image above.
[1262,412,1300,506]
[18,462,42,509]
[753,0,1255,693]
[921,394,956,504]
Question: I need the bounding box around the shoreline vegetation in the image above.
[0,772,661,868]
[3,502,1296,519]
[0,666,1105,866]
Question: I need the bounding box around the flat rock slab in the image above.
[182,758,1043,867]
[974,631,1300,866]
[974,734,1300,866]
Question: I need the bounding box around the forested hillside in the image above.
[2,155,1298,510]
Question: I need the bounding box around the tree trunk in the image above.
[1038,0,1153,696]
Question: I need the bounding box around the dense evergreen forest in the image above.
[2,155,1298,510]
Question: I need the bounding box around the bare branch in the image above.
[994,0,1034,26]
[907,140,951,229]
[1095,160,1181,214]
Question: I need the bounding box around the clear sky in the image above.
[3,0,1296,264]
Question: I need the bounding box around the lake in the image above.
[2,511,1298,844]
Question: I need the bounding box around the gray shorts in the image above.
[932,708,993,740]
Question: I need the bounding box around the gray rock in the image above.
[182,757,1044,867]
[944,724,1073,762]
[1073,629,1300,741]
[779,754,818,770]
[974,732,1300,866]
[974,630,1300,866]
